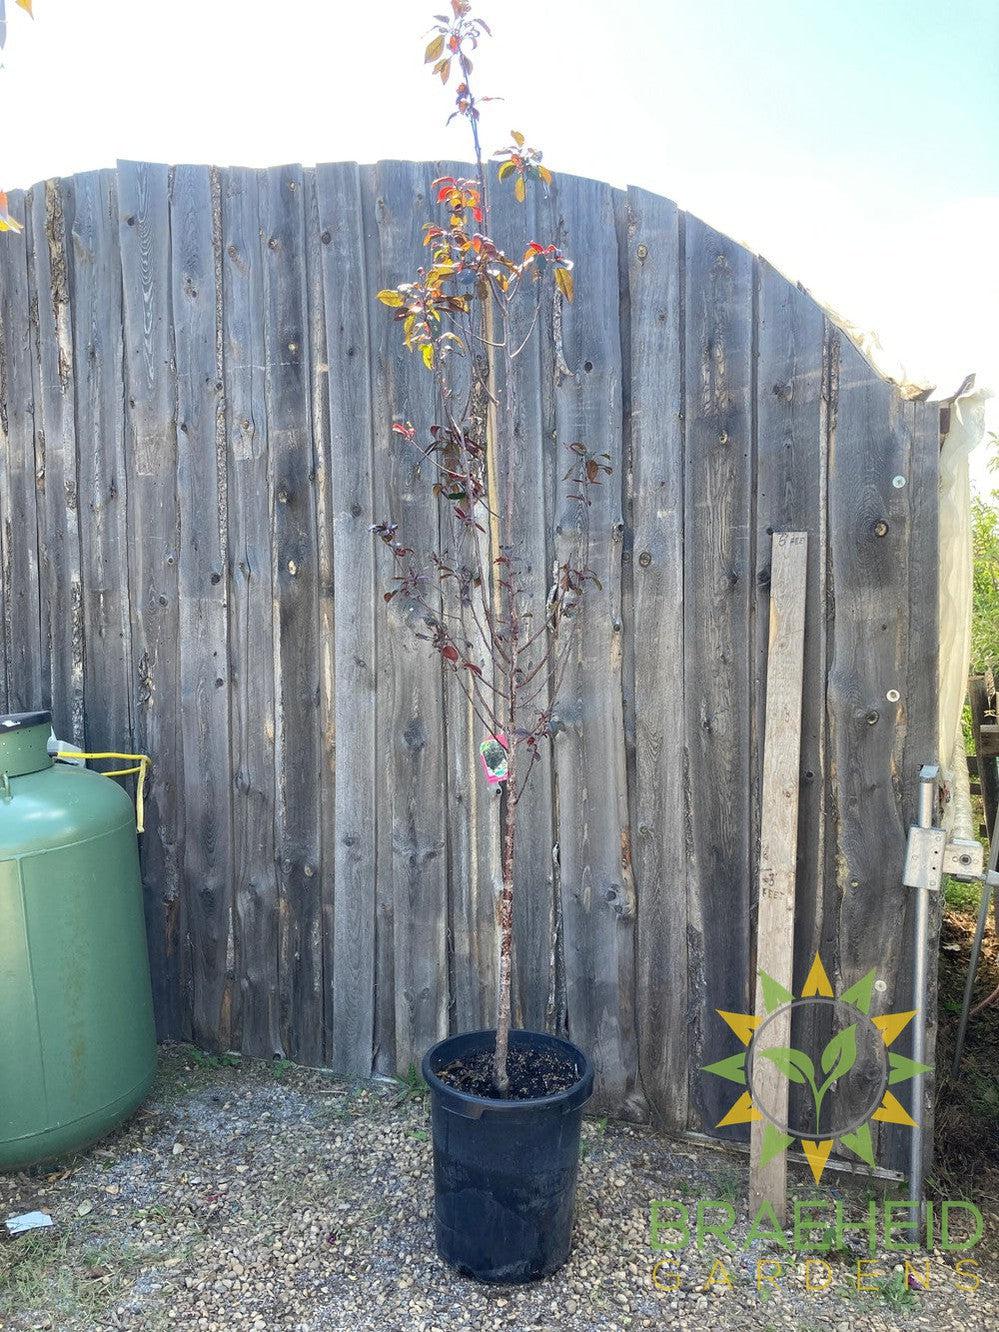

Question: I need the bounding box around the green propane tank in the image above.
[0,710,156,1170]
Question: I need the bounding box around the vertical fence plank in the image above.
[70,169,134,753]
[222,166,280,1058]
[627,186,687,1130]
[29,179,84,743]
[171,165,233,1050]
[316,162,379,1075]
[259,165,323,1065]
[488,172,555,1034]
[360,165,396,1074]
[0,190,43,711]
[372,160,449,1073]
[683,215,754,1137]
[437,155,502,1037]
[826,332,914,1165]
[549,173,643,1118]
[118,160,182,1038]
[303,169,336,1065]
[753,263,827,1130]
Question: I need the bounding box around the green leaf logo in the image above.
[758,1046,815,1086]
[820,1024,857,1084]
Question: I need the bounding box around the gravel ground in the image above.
[1,1045,996,1332]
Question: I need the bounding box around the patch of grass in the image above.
[713,1164,743,1205]
[0,1228,149,1327]
[391,1063,428,1105]
[944,877,983,913]
[871,1269,919,1311]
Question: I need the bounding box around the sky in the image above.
[2,0,997,485]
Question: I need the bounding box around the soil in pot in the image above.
[435,1045,577,1099]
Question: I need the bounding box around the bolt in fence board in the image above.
[69,169,134,755]
[171,164,233,1051]
[117,160,182,1038]
[259,165,323,1065]
[683,214,754,1138]
[550,173,644,1119]
[372,160,449,1073]
[0,190,44,712]
[753,263,828,1130]
[222,166,280,1058]
[826,332,914,1167]
[29,179,84,744]
[316,161,379,1076]
[748,531,808,1221]
[626,186,687,1131]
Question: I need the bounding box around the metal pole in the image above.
[908,766,937,1211]
[952,804,999,1074]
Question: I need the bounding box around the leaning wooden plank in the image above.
[69,169,134,753]
[0,189,44,711]
[29,179,84,744]
[753,263,827,1134]
[221,166,280,1058]
[259,164,323,1066]
[626,185,687,1131]
[826,332,914,1168]
[170,164,233,1051]
[316,161,379,1076]
[372,160,449,1073]
[549,172,644,1119]
[118,160,182,1039]
[683,213,754,1138]
[748,531,808,1222]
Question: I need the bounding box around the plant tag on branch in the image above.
[479,733,508,785]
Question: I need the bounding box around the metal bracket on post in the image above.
[903,765,998,1212]
[903,764,939,1216]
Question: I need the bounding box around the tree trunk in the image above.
[494,752,517,1092]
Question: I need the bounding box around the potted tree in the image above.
[374,1,608,1282]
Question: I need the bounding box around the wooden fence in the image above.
[0,161,939,1164]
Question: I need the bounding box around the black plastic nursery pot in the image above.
[422,1028,594,1283]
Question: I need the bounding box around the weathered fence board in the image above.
[259,164,323,1065]
[171,165,233,1050]
[316,161,379,1076]
[753,266,828,1134]
[374,161,449,1074]
[222,165,280,1059]
[30,179,85,746]
[551,174,644,1119]
[0,162,941,1147]
[0,188,44,713]
[69,169,134,759]
[118,160,182,1040]
[683,215,755,1137]
[626,186,687,1131]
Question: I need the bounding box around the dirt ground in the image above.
[1,910,997,1332]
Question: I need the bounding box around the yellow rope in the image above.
[55,751,150,833]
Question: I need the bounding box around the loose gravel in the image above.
[1,1045,996,1331]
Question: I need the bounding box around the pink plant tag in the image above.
[479,733,508,785]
